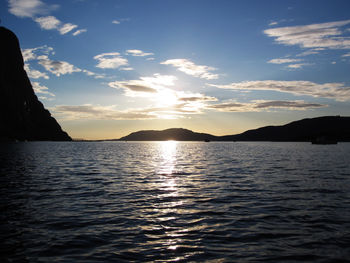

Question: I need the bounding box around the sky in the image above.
[1,0,350,139]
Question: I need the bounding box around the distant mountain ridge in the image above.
[118,116,350,142]
[0,27,71,141]
[119,128,217,141]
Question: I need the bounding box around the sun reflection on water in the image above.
[157,140,178,175]
[153,141,188,253]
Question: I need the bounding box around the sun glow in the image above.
[155,89,178,107]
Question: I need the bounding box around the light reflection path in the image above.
[153,141,187,255]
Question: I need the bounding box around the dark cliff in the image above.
[0,27,71,141]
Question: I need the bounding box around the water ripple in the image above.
[1,141,350,262]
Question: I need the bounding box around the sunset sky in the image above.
[1,0,350,139]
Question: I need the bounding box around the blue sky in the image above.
[1,0,350,139]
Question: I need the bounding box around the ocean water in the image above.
[1,141,350,262]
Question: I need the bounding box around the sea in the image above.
[1,141,350,262]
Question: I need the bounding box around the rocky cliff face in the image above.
[0,27,71,141]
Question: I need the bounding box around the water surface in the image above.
[1,141,350,262]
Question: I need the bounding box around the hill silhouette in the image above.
[119,128,217,141]
[0,27,71,141]
[118,116,350,142]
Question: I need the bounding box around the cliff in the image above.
[0,27,71,141]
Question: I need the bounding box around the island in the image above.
[116,116,350,142]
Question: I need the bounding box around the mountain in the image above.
[221,116,350,142]
[118,116,350,142]
[119,128,218,141]
[0,27,71,141]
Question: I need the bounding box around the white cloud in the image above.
[264,19,350,50]
[24,63,49,79]
[32,81,55,97]
[22,46,53,62]
[269,21,278,26]
[208,100,326,112]
[108,74,217,118]
[112,20,120,24]
[35,16,80,35]
[82,69,105,79]
[125,49,154,57]
[35,16,60,30]
[108,74,176,96]
[296,49,320,57]
[286,63,311,69]
[120,67,134,71]
[209,80,350,101]
[94,52,129,69]
[72,29,87,36]
[52,104,161,120]
[38,58,81,76]
[268,58,303,64]
[59,23,78,35]
[161,58,219,80]
[23,46,104,79]
[8,0,58,18]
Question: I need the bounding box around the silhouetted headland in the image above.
[118,116,350,142]
[118,128,217,141]
[0,27,71,141]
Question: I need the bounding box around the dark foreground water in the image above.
[1,141,350,262]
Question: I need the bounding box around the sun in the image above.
[155,89,178,107]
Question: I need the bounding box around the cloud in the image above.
[59,23,78,35]
[112,18,130,24]
[161,59,219,80]
[8,0,58,18]
[209,80,350,101]
[9,1,84,37]
[22,46,54,62]
[32,81,55,97]
[72,29,87,36]
[108,74,177,96]
[268,58,303,64]
[120,67,134,71]
[264,19,350,50]
[286,63,311,69]
[34,15,82,36]
[38,58,81,76]
[94,52,129,69]
[269,21,278,26]
[23,46,103,79]
[35,16,60,30]
[52,104,158,120]
[296,49,320,57]
[52,98,214,120]
[125,49,154,57]
[24,63,49,79]
[108,74,217,118]
[208,100,327,112]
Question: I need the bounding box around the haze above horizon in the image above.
[1,0,350,139]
